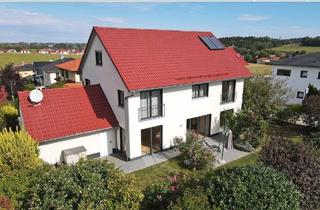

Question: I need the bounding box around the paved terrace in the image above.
[107,134,249,173]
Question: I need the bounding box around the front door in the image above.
[141,125,162,155]
[187,114,211,137]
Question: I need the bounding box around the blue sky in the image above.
[0,2,319,42]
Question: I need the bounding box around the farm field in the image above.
[0,52,81,68]
[270,44,320,54]
[247,63,272,75]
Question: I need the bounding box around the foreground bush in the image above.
[23,159,143,209]
[0,103,18,131]
[261,137,320,209]
[0,129,40,176]
[174,132,215,170]
[205,164,301,210]
[0,195,13,210]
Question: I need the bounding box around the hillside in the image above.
[270,44,320,54]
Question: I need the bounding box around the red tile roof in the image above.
[93,27,251,91]
[55,59,81,72]
[18,85,118,143]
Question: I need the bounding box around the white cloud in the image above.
[96,16,126,24]
[238,14,269,22]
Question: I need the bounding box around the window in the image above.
[61,70,65,77]
[65,71,69,79]
[277,69,291,76]
[300,70,308,78]
[95,51,103,66]
[318,72,320,79]
[297,91,304,99]
[118,90,124,107]
[85,78,90,86]
[192,83,208,98]
[140,89,163,120]
[221,80,236,103]
[55,73,59,78]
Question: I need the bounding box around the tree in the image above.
[302,95,320,130]
[306,84,320,96]
[243,77,292,119]
[23,160,143,209]
[0,129,40,176]
[0,64,26,101]
[0,86,8,105]
[0,103,19,131]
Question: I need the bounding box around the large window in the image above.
[318,72,320,79]
[139,89,163,120]
[192,83,208,98]
[300,70,308,78]
[84,78,90,86]
[118,90,124,107]
[95,51,103,66]
[221,80,236,103]
[277,69,291,76]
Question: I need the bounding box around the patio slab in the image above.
[107,134,249,173]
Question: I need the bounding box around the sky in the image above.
[0,2,319,42]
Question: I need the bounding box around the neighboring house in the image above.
[55,59,81,83]
[34,58,74,86]
[18,85,118,164]
[38,49,50,54]
[20,49,31,54]
[14,63,34,78]
[272,53,320,104]
[257,56,280,64]
[6,49,17,53]
[18,26,251,164]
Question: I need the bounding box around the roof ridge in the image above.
[93,26,214,35]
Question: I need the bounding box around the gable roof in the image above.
[55,59,81,72]
[18,85,118,143]
[272,53,320,68]
[85,26,251,91]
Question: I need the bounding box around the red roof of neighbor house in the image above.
[18,85,118,143]
[55,59,81,72]
[92,26,251,91]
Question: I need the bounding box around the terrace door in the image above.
[141,125,162,155]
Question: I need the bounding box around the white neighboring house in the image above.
[55,59,81,83]
[19,26,251,164]
[272,53,320,104]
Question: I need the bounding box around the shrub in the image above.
[174,132,215,170]
[46,81,65,89]
[22,81,36,91]
[168,186,210,210]
[0,195,13,210]
[276,104,304,123]
[310,132,320,149]
[261,137,320,209]
[24,159,143,209]
[0,103,18,131]
[302,95,320,130]
[233,140,255,152]
[0,129,40,176]
[205,164,301,210]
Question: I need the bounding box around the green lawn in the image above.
[0,52,81,68]
[270,44,320,54]
[247,63,272,76]
[131,152,259,191]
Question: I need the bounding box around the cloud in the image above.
[238,14,269,22]
[96,17,126,24]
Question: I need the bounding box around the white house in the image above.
[55,59,81,83]
[272,53,320,104]
[19,26,251,164]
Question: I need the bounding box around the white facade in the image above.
[81,33,246,160]
[38,129,116,164]
[60,70,81,83]
[272,65,320,104]
[43,71,59,86]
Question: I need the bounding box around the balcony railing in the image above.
[221,91,237,104]
[138,104,165,121]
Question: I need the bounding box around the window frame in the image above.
[296,91,304,99]
[277,69,291,77]
[84,78,90,86]
[300,70,308,78]
[140,89,163,120]
[221,80,236,104]
[192,83,209,99]
[318,72,320,79]
[118,90,124,108]
[95,50,103,66]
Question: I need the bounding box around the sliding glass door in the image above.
[186,115,211,137]
[141,125,162,155]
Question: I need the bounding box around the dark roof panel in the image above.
[272,53,320,68]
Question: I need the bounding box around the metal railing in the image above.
[138,104,165,121]
[221,91,237,104]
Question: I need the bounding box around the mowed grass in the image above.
[247,63,272,76]
[131,152,259,191]
[270,44,320,54]
[0,52,81,68]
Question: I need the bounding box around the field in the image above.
[247,63,272,75]
[270,44,320,54]
[0,52,81,68]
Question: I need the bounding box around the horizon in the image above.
[0,2,319,42]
